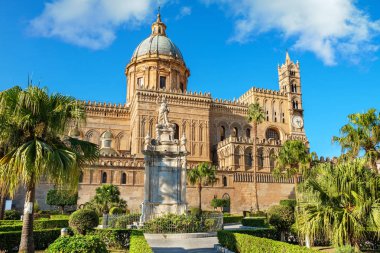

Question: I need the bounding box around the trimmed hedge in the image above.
[241,217,267,227]
[0,228,61,252]
[129,230,153,253]
[50,214,70,220]
[4,210,21,220]
[0,219,68,232]
[0,224,23,232]
[109,213,141,228]
[225,228,280,241]
[91,229,130,249]
[217,230,318,253]
[223,215,243,224]
[46,235,107,253]
[69,209,99,235]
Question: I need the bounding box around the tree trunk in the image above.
[0,194,6,220]
[19,182,35,253]
[293,174,298,201]
[60,205,65,214]
[198,183,202,212]
[252,122,259,212]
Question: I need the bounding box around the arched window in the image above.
[246,128,251,138]
[199,126,203,142]
[266,128,280,140]
[159,76,166,89]
[233,127,238,137]
[222,176,227,187]
[121,172,127,184]
[220,126,226,141]
[247,152,252,167]
[79,171,83,183]
[266,110,269,121]
[269,149,275,170]
[180,83,184,92]
[293,100,299,109]
[102,172,107,183]
[258,148,264,168]
[174,123,179,140]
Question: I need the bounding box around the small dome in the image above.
[69,126,80,137]
[132,35,183,60]
[101,131,113,139]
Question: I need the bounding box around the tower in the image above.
[278,52,305,135]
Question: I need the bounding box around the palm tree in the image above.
[187,162,217,212]
[0,86,98,253]
[297,159,380,249]
[333,108,380,171]
[273,140,310,199]
[246,102,265,211]
[92,184,126,215]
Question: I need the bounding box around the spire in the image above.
[151,7,166,36]
[285,50,291,64]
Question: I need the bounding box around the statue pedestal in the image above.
[141,122,188,222]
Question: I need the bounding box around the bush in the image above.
[217,230,318,253]
[204,218,217,232]
[223,215,243,224]
[0,220,22,226]
[46,189,78,214]
[241,217,267,227]
[47,235,107,253]
[210,198,229,209]
[0,224,23,232]
[69,209,99,235]
[334,245,356,253]
[91,229,130,249]
[109,207,125,215]
[267,205,294,232]
[109,213,141,228]
[144,213,201,233]
[50,214,70,220]
[189,207,201,216]
[225,228,280,241]
[4,210,21,220]
[34,219,69,230]
[280,199,297,209]
[129,230,153,253]
[0,228,61,252]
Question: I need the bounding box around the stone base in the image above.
[141,202,187,222]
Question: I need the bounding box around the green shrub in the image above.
[34,219,69,230]
[0,228,61,252]
[4,210,21,220]
[210,198,229,209]
[109,213,141,228]
[249,211,267,217]
[189,207,201,216]
[241,217,267,227]
[223,215,243,224]
[217,230,317,253]
[280,199,297,209]
[204,218,217,232]
[267,205,294,233]
[47,235,107,253]
[144,213,201,233]
[129,230,153,253]
[69,209,99,235]
[225,228,280,241]
[0,224,23,232]
[91,229,130,249]
[109,206,125,215]
[50,214,70,220]
[0,220,22,226]
[334,245,356,253]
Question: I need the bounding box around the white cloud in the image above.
[30,0,156,50]
[204,0,380,65]
[176,6,192,20]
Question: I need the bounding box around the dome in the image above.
[132,35,183,60]
[101,131,113,139]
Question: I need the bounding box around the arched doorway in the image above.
[222,193,231,213]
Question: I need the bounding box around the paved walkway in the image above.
[146,236,219,253]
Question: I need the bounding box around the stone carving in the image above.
[158,97,170,126]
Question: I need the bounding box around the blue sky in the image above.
[1,0,380,158]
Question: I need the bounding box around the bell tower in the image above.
[278,52,305,135]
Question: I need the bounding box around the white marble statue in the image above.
[158,98,170,126]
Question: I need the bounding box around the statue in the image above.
[158,97,169,126]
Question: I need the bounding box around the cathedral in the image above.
[26,14,308,213]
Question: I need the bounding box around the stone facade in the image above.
[18,14,308,214]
